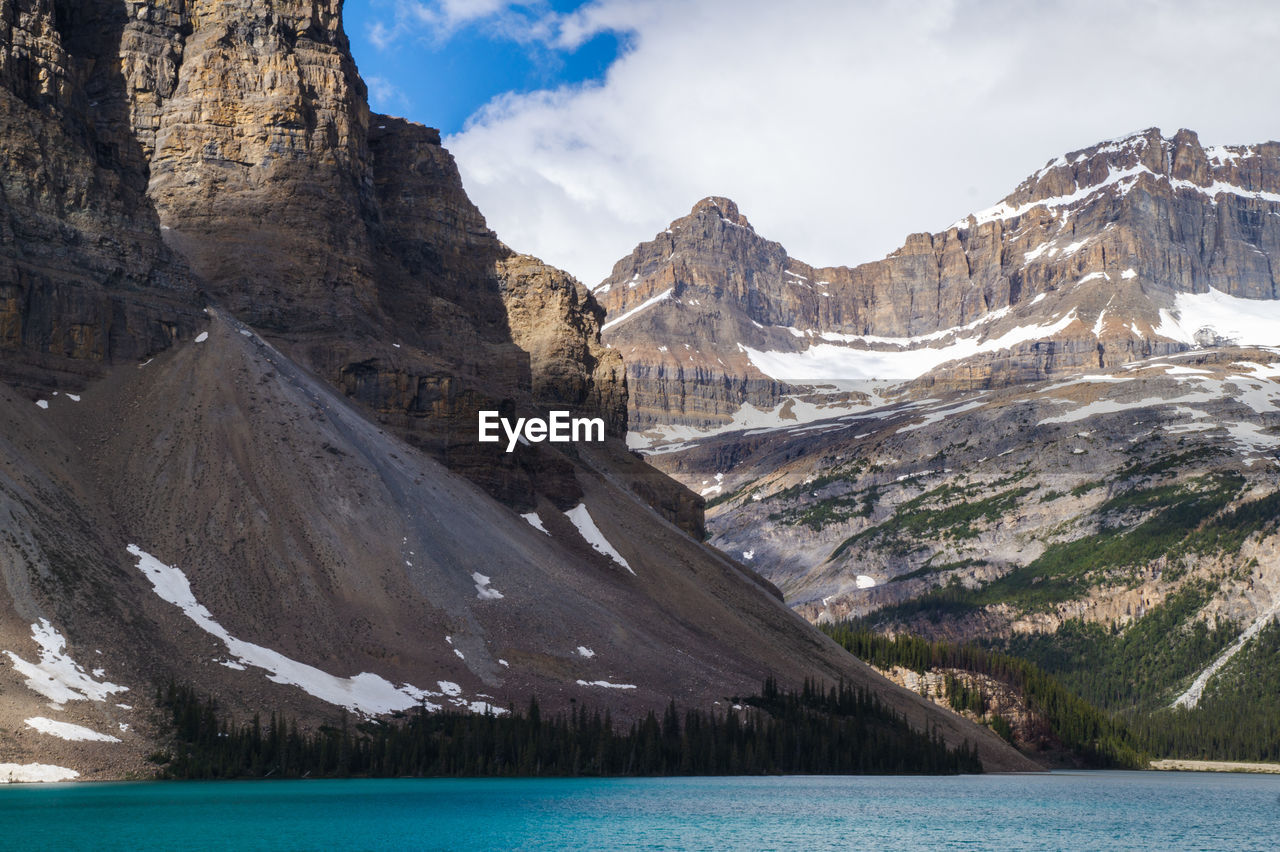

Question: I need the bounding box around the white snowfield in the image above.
[601,287,674,332]
[2,619,129,705]
[1153,288,1280,346]
[575,679,637,690]
[855,575,877,589]
[740,311,1078,382]
[25,717,120,743]
[0,763,79,783]
[520,511,550,535]
[564,503,635,574]
[127,544,507,716]
[472,572,504,600]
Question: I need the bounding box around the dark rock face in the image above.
[137,0,380,332]
[0,0,1048,779]
[598,130,1280,431]
[0,0,636,518]
[496,253,628,439]
[0,0,203,389]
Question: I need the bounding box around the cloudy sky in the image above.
[346,0,1280,286]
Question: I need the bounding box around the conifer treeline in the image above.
[152,678,982,779]
[828,617,1280,765]
[822,622,1146,768]
[1131,620,1280,762]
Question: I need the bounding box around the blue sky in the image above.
[346,1,620,134]
[344,1,1280,287]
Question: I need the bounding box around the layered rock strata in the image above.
[598,130,1280,433]
[2,0,646,519]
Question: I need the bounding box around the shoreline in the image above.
[1149,759,1280,774]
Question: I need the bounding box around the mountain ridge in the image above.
[597,127,1280,439]
[0,0,1035,779]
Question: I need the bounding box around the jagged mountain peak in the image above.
[957,126,1280,231]
[598,128,1280,442]
[689,195,755,230]
[3,0,1045,780]
[596,194,775,297]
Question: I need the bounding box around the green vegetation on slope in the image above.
[830,610,1280,764]
[823,623,1145,768]
[1001,582,1239,711]
[862,479,1279,618]
[829,479,1032,558]
[975,474,1245,608]
[1132,620,1280,761]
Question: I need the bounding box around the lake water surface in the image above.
[2,771,1275,850]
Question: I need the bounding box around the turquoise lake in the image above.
[2,771,1276,850]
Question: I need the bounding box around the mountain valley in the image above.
[4,0,1280,784]
[0,0,1035,780]
[611,132,1280,738]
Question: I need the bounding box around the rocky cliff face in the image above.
[599,130,1280,437]
[1,0,638,518]
[4,0,1034,782]
[647,344,1280,718]
[0,0,204,390]
[135,0,378,331]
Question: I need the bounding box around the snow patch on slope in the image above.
[1153,288,1280,346]
[3,620,128,706]
[815,306,1012,347]
[601,287,674,332]
[631,393,887,450]
[564,504,634,574]
[741,311,1079,382]
[472,573,504,600]
[0,763,79,783]
[1038,390,1220,425]
[127,544,489,716]
[958,161,1280,231]
[25,717,120,743]
[520,512,550,535]
[957,165,1149,228]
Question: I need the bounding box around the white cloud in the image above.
[368,0,547,46]
[365,75,408,112]
[445,0,1280,285]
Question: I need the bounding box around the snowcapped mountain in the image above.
[599,130,1280,724]
[0,0,1032,779]
[597,129,1280,445]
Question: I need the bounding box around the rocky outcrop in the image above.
[599,130,1280,432]
[496,253,627,438]
[138,0,379,332]
[0,0,641,517]
[0,0,204,390]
